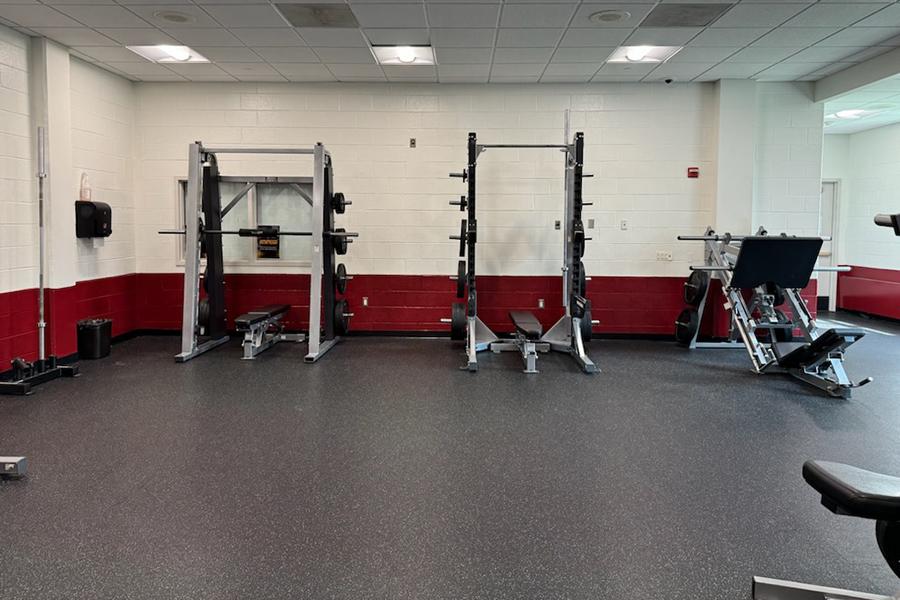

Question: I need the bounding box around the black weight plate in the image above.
[580,300,593,342]
[334,228,348,255]
[675,307,699,346]
[773,309,794,342]
[198,298,210,329]
[336,263,347,295]
[458,219,467,257]
[332,192,347,214]
[334,299,350,335]
[683,270,710,306]
[456,260,466,298]
[765,281,785,307]
[574,261,587,296]
[450,302,466,341]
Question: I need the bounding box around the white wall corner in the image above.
[713,79,757,234]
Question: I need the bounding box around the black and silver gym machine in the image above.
[160,142,356,362]
[0,128,78,396]
[752,213,900,600]
[444,130,597,374]
[676,227,870,398]
[0,457,27,480]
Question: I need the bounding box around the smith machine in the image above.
[161,142,356,363]
[445,131,597,374]
[675,227,870,398]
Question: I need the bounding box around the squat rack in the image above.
[162,142,356,363]
[446,128,597,373]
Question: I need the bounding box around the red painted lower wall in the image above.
[0,271,822,367]
[838,265,900,320]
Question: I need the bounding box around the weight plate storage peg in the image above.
[456,260,466,298]
[332,192,349,214]
[675,307,700,346]
[334,228,348,255]
[334,299,351,336]
[457,219,467,257]
[683,271,710,306]
[336,263,348,295]
[450,302,466,341]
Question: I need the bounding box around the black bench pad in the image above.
[235,304,290,330]
[509,311,542,340]
[804,460,900,521]
[774,328,865,368]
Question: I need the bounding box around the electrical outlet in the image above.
[620,219,628,230]
[409,138,416,148]
[362,296,369,307]
[587,218,595,229]
[656,251,673,261]
[554,220,561,230]
[538,299,545,309]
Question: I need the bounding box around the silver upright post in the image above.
[305,143,326,360]
[36,127,47,361]
[562,111,571,309]
[177,143,203,361]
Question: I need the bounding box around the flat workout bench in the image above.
[234,304,304,359]
[496,311,549,373]
[774,328,866,369]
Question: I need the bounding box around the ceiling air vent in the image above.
[641,3,734,27]
[274,4,359,28]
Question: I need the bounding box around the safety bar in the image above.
[679,234,833,242]
[690,265,851,272]
[477,144,569,149]
[201,146,326,156]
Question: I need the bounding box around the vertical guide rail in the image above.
[177,143,203,360]
[562,111,571,311]
[305,143,326,361]
[36,127,47,361]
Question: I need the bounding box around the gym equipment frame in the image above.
[0,457,27,480]
[161,142,356,363]
[676,227,870,399]
[0,127,78,396]
[445,129,597,374]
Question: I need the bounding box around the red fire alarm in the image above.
[687,167,699,178]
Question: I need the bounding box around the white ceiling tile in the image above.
[72,45,146,62]
[104,60,179,75]
[165,27,243,46]
[644,62,718,81]
[163,62,232,76]
[54,5,149,28]
[349,3,426,27]
[217,62,284,78]
[230,28,305,46]
[558,28,631,47]
[252,46,319,62]
[327,63,384,77]
[430,28,494,47]
[192,0,268,4]
[30,27,119,46]
[314,47,375,63]
[96,28,178,45]
[840,45,893,62]
[42,0,116,4]
[784,3,889,27]
[437,64,490,77]
[296,27,367,47]
[434,47,493,63]
[726,46,801,63]
[0,5,82,27]
[595,61,656,76]
[550,46,615,62]
[542,62,597,77]
[499,3,577,28]
[711,3,810,28]
[541,74,592,82]
[815,26,900,46]
[426,3,499,28]
[590,73,644,82]
[194,46,263,62]
[441,75,490,83]
[364,28,429,45]
[626,27,702,45]
[136,73,190,81]
[665,46,736,63]
[202,4,288,27]
[383,65,436,80]
[493,47,554,63]
[755,63,826,80]
[271,63,335,81]
[490,75,541,83]
[694,62,770,80]
[496,28,562,47]
[569,3,653,28]
[788,45,868,62]
[687,27,771,47]
[114,0,194,4]
[490,63,545,76]
[751,27,841,48]
[126,5,221,28]
[855,4,900,27]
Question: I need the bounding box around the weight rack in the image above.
[161,142,357,363]
[445,130,598,373]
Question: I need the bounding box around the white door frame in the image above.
[821,179,842,312]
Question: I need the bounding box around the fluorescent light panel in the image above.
[127,45,209,63]
[372,45,435,65]
[608,45,682,64]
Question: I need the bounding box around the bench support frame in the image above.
[240,314,305,360]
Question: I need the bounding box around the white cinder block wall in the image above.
[823,126,900,270]
[137,82,720,277]
[0,25,34,294]
[70,58,137,281]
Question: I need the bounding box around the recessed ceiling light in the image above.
[833,109,867,119]
[608,46,682,64]
[589,9,631,24]
[152,10,196,24]
[372,45,435,66]
[127,45,209,63]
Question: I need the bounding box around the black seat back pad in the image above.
[235,304,291,330]
[803,460,900,522]
[508,311,542,340]
[731,236,823,289]
[774,328,865,368]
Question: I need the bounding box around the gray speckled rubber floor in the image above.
[1,312,899,600]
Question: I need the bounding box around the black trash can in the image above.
[77,318,112,359]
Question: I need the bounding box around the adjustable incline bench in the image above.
[494,311,551,373]
[676,228,870,398]
[234,304,304,360]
